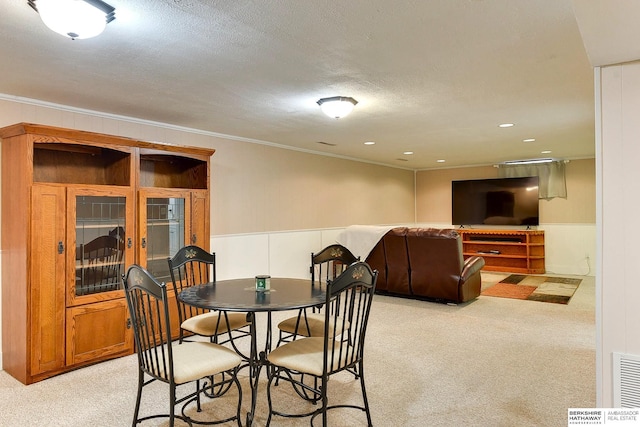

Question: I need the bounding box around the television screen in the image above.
[452,177,540,226]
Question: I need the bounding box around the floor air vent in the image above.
[613,352,640,408]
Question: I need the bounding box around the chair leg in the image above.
[265,365,276,427]
[359,361,373,427]
[195,379,202,412]
[169,383,177,427]
[203,373,235,398]
[233,367,243,427]
[132,370,144,427]
[226,330,250,361]
[349,364,360,379]
[321,374,329,427]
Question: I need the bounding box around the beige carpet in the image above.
[0,272,596,426]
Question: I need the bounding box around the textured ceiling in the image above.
[572,0,640,67]
[0,0,598,169]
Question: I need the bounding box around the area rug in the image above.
[481,274,582,304]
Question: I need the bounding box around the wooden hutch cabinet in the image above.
[0,123,214,384]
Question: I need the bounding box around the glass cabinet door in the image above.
[138,189,208,285]
[144,196,186,283]
[68,188,134,305]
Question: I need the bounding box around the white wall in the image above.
[597,62,640,407]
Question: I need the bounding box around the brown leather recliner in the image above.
[365,227,485,303]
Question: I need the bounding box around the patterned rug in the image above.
[481,274,582,304]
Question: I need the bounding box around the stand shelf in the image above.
[458,229,545,274]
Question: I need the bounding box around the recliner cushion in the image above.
[381,227,411,294]
[406,228,464,301]
[365,239,387,291]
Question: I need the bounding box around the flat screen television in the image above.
[451,176,540,226]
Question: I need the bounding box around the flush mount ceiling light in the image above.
[28,0,115,40]
[317,96,358,119]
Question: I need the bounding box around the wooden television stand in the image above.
[458,229,545,274]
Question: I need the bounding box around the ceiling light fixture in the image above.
[28,0,116,40]
[364,141,375,145]
[523,138,536,142]
[317,96,358,119]
[498,123,514,128]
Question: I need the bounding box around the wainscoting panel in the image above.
[541,224,596,276]
[210,224,596,280]
[211,233,270,280]
[268,231,322,279]
[211,228,347,281]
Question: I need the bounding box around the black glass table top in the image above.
[178,277,326,312]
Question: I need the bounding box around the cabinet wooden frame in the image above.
[29,185,66,378]
[0,123,215,384]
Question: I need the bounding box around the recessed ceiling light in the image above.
[523,138,536,142]
[499,123,514,128]
[403,151,414,155]
[541,150,552,154]
[364,141,375,145]
[436,159,446,163]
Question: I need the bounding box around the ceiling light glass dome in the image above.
[317,96,358,119]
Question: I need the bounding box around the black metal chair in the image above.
[266,261,378,426]
[276,244,359,347]
[168,245,251,359]
[123,264,243,427]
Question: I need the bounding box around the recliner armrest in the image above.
[460,256,485,282]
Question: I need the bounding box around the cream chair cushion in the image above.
[277,313,349,338]
[267,337,353,377]
[169,342,242,384]
[181,311,250,336]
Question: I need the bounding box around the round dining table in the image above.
[178,277,326,426]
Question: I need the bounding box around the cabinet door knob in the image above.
[141,237,146,248]
[58,241,64,254]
